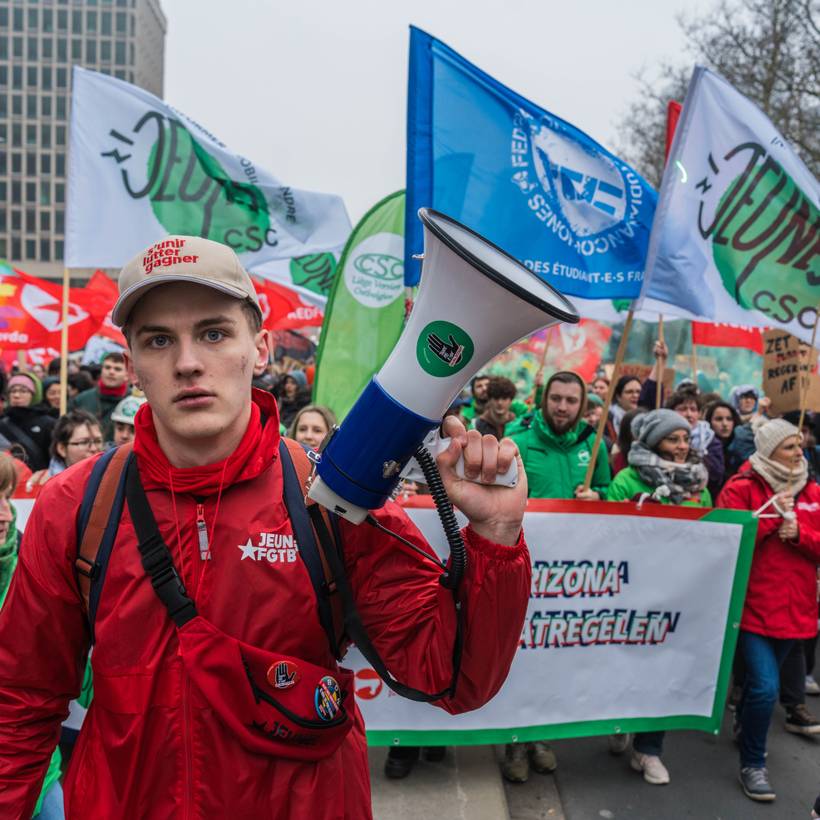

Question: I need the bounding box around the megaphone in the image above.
[308,208,579,523]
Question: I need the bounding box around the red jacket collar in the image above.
[133,388,282,494]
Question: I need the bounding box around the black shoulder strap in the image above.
[278,439,345,659]
[124,457,198,629]
[308,504,462,703]
[578,424,595,444]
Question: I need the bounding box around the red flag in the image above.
[691,322,764,354]
[86,270,127,347]
[252,277,323,331]
[0,267,111,351]
[665,100,682,161]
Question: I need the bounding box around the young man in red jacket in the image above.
[0,236,531,819]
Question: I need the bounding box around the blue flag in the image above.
[405,27,657,299]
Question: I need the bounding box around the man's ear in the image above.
[124,349,139,389]
[253,329,271,377]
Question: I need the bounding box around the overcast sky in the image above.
[164,0,704,224]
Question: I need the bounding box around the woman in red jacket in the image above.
[717,418,820,804]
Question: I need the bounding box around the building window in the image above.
[26,125,36,146]
[87,11,97,32]
[0,96,5,117]
[0,39,6,60]
[43,38,53,60]
[11,239,21,261]
[11,181,20,204]
[116,12,127,32]
[57,38,67,61]
[25,152,35,175]
[86,40,96,62]
[72,10,82,32]
[0,240,5,258]
[101,11,111,34]
[55,240,64,260]
[11,153,21,173]
[27,66,37,87]
[25,209,36,232]
[42,95,52,117]
[12,8,23,32]
[41,182,51,206]
[72,38,81,60]
[26,94,36,117]
[0,210,5,232]
[26,37,37,61]
[0,66,5,88]
[26,182,36,203]
[56,125,66,145]
[42,68,53,91]
[56,154,66,176]
[27,8,39,29]
[41,154,51,174]
[115,40,126,65]
[56,183,65,203]
[41,211,51,232]
[25,240,36,260]
[11,94,22,115]
[11,122,21,146]
[0,8,8,29]
[56,211,65,233]
[114,69,125,80]
[11,210,21,230]
[12,37,22,59]
[101,39,111,61]
[0,153,4,176]
[11,65,21,90]
[40,240,51,262]
[130,14,134,36]
[56,96,66,119]
[58,9,68,31]
[57,68,67,88]
[42,125,52,149]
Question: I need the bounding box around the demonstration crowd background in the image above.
[0,324,818,811]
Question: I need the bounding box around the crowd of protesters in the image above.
[384,349,820,807]
[0,336,818,813]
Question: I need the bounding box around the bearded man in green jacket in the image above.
[509,370,611,502]
[499,371,612,784]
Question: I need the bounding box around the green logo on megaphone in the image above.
[417,320,475,378]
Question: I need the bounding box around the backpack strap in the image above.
[76,443,134,641]
[279,438,347,659]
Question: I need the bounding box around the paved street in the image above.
[370,703,820,819]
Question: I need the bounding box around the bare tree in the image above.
[617,0,819,187]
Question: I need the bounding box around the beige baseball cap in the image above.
[112,235,262,327]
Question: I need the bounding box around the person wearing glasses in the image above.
[48,411,105,476]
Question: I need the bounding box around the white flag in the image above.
[66,67,351,270]
[640,67,819,345]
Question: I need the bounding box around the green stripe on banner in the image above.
[313,191,406,421]
[365,506,759,747]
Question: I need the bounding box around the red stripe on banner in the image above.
[691,322,764,354]
[665,100,682,161]
[401,495,710,520]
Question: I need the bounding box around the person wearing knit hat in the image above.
[606,408,711,788]
[0,372,55,471]
[717,418,820,802]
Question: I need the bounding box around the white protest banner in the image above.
[350,498,755,745]
[66,68,351,272]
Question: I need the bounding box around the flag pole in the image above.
[690,322,698,386]
[59,267,70,415]
[655,314,665,410]
[797,305,820,434]
[582,308,635,492]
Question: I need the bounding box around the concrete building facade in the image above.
[0,0,166,278]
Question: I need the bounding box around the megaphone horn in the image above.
[308,208,580,523]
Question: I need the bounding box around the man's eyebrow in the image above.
[135,316,237,336]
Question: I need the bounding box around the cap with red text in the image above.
[112,235,262,327]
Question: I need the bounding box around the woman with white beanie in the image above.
[717,417,820,804]
[606,409,711,787]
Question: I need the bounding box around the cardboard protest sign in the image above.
[762,329,820,416]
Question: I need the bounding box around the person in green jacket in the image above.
[0,454,64,818]
[499,371,611,786]
[463,373,528,424]
[605,408,711,789]
[509,370,611,503]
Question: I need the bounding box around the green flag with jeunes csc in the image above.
[314,192,406,420]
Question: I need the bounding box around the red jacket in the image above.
[717,467,820,640]
[0,391,530,819]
